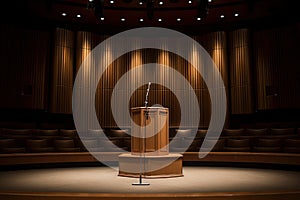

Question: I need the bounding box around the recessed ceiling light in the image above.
[62,13,67,17]
[197,17,201,21]
[100,17,105,21]
[220,15,225,18]
[158,18,162,22]
[121,18,125,21]
[188,0,192,4]
[140,18,144,22]
[177,18,181,22]
[139,1,143,5]
[89,0,94,2]
[110,0,114,4]
[159,1,163,5]
[208,0,212,2]
[234,13,239,17]
[76,14,81,18]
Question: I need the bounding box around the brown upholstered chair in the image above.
[283,138,300,153]
[269,128,296,138]
[54,139,81,152]
[109,129,129,138]
[0,138,26,153]
[169,138,191,152]
[86,129,106,139]
[245,128,268,136]
[222,129,245,138]
[196,129,207,139]
[26,139,55,153]
[1,128,33,146]
[224,138,251,152]
[60,129,78,138]
[175,129,192,139]
[199,138,225,152]
[253,138,282,152]
[80,139,104,152]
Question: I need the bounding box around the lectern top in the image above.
[130,106,168,110]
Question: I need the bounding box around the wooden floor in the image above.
[1,166,300,200]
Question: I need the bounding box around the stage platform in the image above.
[1,166,300,200]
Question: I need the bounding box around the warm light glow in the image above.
[76,14,81,18]
[234,13,239,17]
[197,17,201,21]
[62,13,67,16]
[177,18,181,22]
[159,1,164,5]
[158,18,162,22]
[220,15,225,18]
[139,18,144,22]
[110,0,114,4]
[121,18,125,21]
[188,1,192,4]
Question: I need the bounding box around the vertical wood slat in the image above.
[50,28,74,113]
[229,29,253,114]
[76,31,228,129]
[0,25,49,109]
[253,24,300,110]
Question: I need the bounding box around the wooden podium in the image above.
[118,107,183,178]
[131,107,169,155]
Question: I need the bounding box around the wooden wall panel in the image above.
[194,32,229,128]
[253,25,300,110]
[0,25,50,109]
[75,30,229,129]
[50,28,74,113]
[229,29,253,114]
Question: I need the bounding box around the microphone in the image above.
[144,82,151,108]
[147,82,151,92]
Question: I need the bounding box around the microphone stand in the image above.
[132,82,151,186]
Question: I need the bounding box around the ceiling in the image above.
[3,0,299,33]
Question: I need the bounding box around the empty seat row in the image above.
[169,137,300,153]
[171,128,299,139]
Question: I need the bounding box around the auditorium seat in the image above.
[80,139,104,152]
[59,129,78,138]
[26,139,55,153]
[169,138,190,152]
[175,129,192,139]
[99,140,124,152]
[0,128,33,145]
[86,129,106,138]
[283,138,300,153]
[245,128,268,137]
[269,128,296,138]
[196,129,207,139]
[0,138,26,153]
[224,138,251,152]
[199,138,225,152]
[222,129,245,138]
[54,139,81,152]
[253,138,282,152]
[109,129,130,139]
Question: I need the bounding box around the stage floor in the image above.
[0,166,300,194]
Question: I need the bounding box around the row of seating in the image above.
[1,127,300,154]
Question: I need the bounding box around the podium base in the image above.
[118,153,183,178]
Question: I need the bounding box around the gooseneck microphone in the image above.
[144,82,151,108]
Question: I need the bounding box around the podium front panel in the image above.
[131,107,169,155]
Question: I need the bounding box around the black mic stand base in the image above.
[132,174,150,186]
